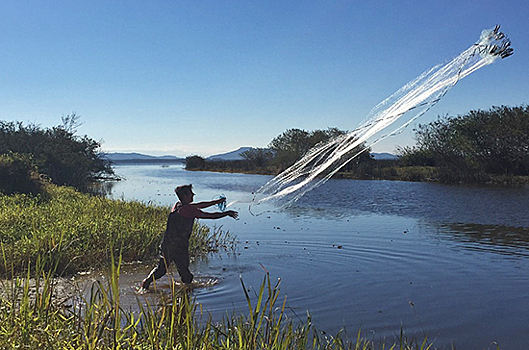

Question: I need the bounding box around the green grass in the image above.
[0,184,234,276]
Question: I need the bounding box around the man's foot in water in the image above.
[134,279,151,294]
[134,284,149,294]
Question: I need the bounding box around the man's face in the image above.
[182,190,194,204]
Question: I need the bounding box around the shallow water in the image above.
[89,163,529,349]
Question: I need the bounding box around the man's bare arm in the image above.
[194,198,225,209]
[195,210,238,220]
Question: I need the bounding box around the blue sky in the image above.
[1,1,527,157]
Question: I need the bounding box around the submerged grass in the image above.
[0,184,234,276]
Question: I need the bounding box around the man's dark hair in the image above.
[175,184,193,201]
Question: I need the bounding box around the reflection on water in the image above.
[435,222,529,257]
[292,179,529,227]
[95,164,529,349]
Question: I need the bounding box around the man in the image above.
[141,184,238,290]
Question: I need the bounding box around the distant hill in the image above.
[105,152,184,163]
[371,152,398,160]
[104,150,396,164]
[206,149,397,161]
[207,147,253,161]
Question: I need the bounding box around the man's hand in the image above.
[226,210,238,219]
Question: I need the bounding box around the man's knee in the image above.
[172,252,192,283]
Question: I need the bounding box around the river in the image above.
[97,163,529,349]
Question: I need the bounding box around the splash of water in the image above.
[250,25,513,215]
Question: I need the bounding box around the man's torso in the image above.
[161,202,199,251]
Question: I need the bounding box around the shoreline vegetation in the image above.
[186,161,529,186]
[0,184,234,277]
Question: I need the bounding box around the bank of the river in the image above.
[335,166,529,185]
[0,262,436,350]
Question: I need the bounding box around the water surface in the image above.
[92,164,528,349]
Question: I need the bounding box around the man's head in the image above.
[175,184,194,203]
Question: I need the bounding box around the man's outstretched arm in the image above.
[194,197,225,209]
[195,210,238,220]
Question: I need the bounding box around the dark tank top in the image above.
[161,203,195,249]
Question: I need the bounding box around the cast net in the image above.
[249,25,513,215]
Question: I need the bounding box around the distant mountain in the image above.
[104,150,396,163]
[371,152,398,160]
[207,147,253,161]
[104,152,184,163]
[206,148,397,161]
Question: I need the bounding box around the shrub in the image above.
[0,152,43,195]
[0,114,114,193]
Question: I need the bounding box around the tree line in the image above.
[2,105,526,196]
[0,114,114,195]
[188,105,529,184]
[186,127,373,175]
[398,105,529,183]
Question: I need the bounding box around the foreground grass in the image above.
[0,184,233,275]
[0,251,445,350]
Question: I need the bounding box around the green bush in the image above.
[185,155,206,170]
[0,152,43,195]
[405,105,529,180]
[0,115,114,193]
